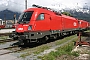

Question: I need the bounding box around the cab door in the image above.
[34,13,50,31]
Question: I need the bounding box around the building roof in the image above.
[0,19,2,20]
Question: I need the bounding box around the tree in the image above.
[61,12,72,16]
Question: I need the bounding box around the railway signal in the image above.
[13,14,16,24]
[75,32,90,46]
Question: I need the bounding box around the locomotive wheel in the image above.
[60,33,64,37]
[66,32,70,35]
[57,33,61,39]
[73,31,75,34]
[50,34,58,40]
[22,39,30,45]
[53,34,58,39]
[38,36,49,43]
[44,36,49,41]
[18,39,24,45]
[13,37,18,40]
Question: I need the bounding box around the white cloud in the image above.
[0,0,89,12]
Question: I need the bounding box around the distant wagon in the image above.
[0,19,5,29]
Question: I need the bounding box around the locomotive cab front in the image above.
[9,11,34,40]
[16,11,34,32]
[9,8,51,43]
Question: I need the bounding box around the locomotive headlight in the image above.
[28,25,32,30]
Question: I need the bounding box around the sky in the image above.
[0,0,90,12]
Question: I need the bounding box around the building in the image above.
[0,19,3,25]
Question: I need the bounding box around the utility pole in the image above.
[4,14,6,25]
[13,14,16,24]
[25,0,27,9]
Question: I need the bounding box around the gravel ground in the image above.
[73,45,90,60]
[0,29,15,33]
[0,41,18,49]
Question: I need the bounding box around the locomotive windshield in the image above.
[18,11,33,23]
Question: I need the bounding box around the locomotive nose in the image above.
[16,24,29,32]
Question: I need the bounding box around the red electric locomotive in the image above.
[79,20,89,30]
[9,4,88,44]
[88,22,90,29]
[61,14,79,31]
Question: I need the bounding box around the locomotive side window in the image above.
[18,11,33,23]
[37,13,45,20]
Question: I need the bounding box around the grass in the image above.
[0,36,9,44]
[38,39,79,60]
[20,45,49,58]
[34,45,49,54]
[88,50,90,55]
[71,51,79,57]
[85,30,90,32]
[55,35,76,45]
[0,36,8,40]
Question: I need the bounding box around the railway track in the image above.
[0,45,25,56]
[0,33,11,36]
[0,39,15,43]
[0,46,18,50]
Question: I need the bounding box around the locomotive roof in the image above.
[79,20,88,22]
[61,14,78,20]
[24,7,79,21]
[0,19,2,20]
[24,8,55,15]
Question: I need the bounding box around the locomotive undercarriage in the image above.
[9,29,80,45]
